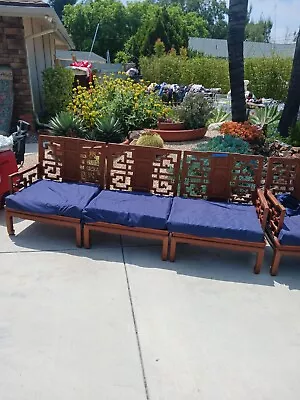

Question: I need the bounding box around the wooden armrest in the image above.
[266,189,286,212]
[9,163,40,193]
[9,163,40,180]
[256,188,269,229]
[257,188,268,209]
[265,189,286,235]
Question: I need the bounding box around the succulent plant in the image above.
[92,115,125,143]
[136,131,164,148]
[48,111,86,138]
[207,108,231,126]
[249,106,281,128]
[195,134,251,154]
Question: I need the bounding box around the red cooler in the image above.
[0,150,18,208]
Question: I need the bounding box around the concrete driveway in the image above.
[0,210,300,400]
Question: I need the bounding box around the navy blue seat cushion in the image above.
[278,216,300,246]
[276,193,300,217]
[167,197,264,243]
[83,190,173,230]
[5,180,100,219]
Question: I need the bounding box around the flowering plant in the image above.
[69,75,172,134]
[220,121,264,144]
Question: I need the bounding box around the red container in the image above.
[0,150,18,208]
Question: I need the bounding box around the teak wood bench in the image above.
[5,135,269,273]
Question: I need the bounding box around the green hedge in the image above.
[43,66,74,117]
[140,55,292,101]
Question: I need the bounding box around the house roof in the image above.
[0,0,74,48]
[56,50,106,64]
[0,0,49,7]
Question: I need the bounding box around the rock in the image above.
[207,122,222,131]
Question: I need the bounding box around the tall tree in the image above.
[245,17,273,43]
[279,31,300,137]
[126,6,188,58]
[227,0,248,122]
[63,0,129,59]
[49,0,76,20]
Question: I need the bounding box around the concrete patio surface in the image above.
[1,210,300,400]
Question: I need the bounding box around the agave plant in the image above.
[48,111,86,138]
[207,108,231,126]
[93,115,125,143]
[249,106,281,128]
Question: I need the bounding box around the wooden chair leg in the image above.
[6,212,15,236]
[270,249,281,276]
[83,226,91,249]
[76,225,82,248]
[254,249,264,274]
[161,237,168,261]
[169,237,176,262]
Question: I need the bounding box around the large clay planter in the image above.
[151,127,207,142]
[157,121,185,131]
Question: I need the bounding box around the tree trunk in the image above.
[279,31,300,137]
[228,0,248,122]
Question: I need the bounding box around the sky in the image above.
[246,0,299,43]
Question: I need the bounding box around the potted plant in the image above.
[157,117,185,131]
[177,93,213,132]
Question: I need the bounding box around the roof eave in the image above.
[0,4,74,49]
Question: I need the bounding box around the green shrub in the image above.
[140,54,292,101]
[70,76,171,134]
[265,122,282,143]
[140,54,230,92]
[288,122,300,146]
[43,66,74,117]
[177,93,213,129]
[244,57,292,101]
[195,135,251,154]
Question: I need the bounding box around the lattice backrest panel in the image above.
[106,144,181,196]
[180,151,213,198]
[230,154,263,203]
[39,136,107,186]
[180,152,263,201]
[265,157,300,197]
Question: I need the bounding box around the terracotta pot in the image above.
[151,127,207,142]
[157,121,185,131]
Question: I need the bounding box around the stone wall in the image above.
[0,16,33,127]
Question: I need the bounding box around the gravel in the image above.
[163,128,221,151]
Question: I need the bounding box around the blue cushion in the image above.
[5,180,100,219]
[83,190,173,230]
[278,215,300,246]
[167,197,264,243]
[277,193,300,217]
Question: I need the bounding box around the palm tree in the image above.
[279,30,300,137]
[227,0,249,122]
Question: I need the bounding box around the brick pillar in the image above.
[0,16,33,128]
